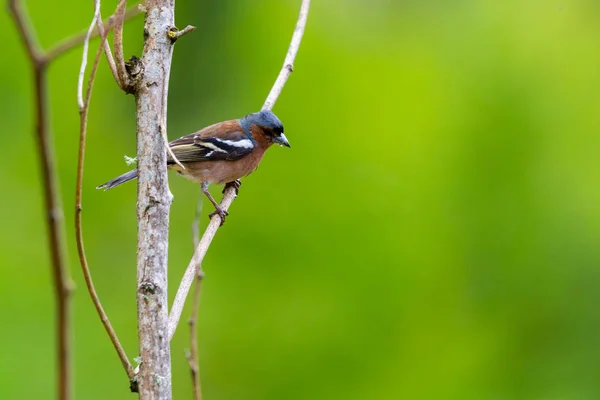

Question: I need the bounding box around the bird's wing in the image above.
[168,121,254,163]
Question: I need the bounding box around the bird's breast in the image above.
[178,150,266,184]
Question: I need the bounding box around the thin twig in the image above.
[160,98,185,170]
[262,0,311,111]
[158,23,198,171]
[8,1,74,399]
[95,16,121,87]
[77,0,100,109]
[8,0,43,63]
[185,269,204,400]
[113,0,131,92]
[159,23,191,170]
[168,189,237,340]
[168,25,196,42]
[167,0,311,341]
[192,191,203,248]
[75,1,136,384]
[186,193,204,399]
[44,4,141,62]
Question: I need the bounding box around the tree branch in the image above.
[167,0,310,342]
[95,16,122,89]
[75,1,136,388]
[76,0,100,110]
[8,0,43,64]
[8,1,74,399]
[134,0,177,398]
[185,269,204,400]
[262,0,311,111]
[113,0,132,92]
[44,4,141,63]
[168,25,196,42]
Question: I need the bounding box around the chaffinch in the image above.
[97,110,290,224]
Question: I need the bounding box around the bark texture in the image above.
[135,1,175,398]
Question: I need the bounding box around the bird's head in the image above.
[242,110,290,148]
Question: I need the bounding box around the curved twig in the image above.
[77,0,100,109]
[113,0,131,92]
[45,4,141,63]
[168,0,311,341]
[75,2,135,383]
[95,16,121,88]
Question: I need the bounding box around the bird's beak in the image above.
[274,133,291,148]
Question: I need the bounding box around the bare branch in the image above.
[8,0,43,64]
[168,25,196,42]
[8,1,74,399]
[168,189,237,340]
[185,269,204,400]
[113,0,132,92]
[77,0,101,110]
[160,81,185,170]
[135,0,176,397]
[95,17,121,87]
[263,0,311,111]
[45,5,141,62]
[75,2,136,386]
[167,0,311,341]
[186,192,204,399]
[158,23,198,171]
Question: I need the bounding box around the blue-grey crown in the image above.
[241,110,284,134]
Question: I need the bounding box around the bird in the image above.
[97,110,290,225]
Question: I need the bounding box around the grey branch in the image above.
[135,0,176,398]
[167,0,311,341]
[168,189,238,340]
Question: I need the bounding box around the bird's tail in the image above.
[96,169,138,190]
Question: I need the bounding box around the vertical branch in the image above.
[185,270,204,400]
[113,0,132,92]
[35,56,74,400]
[185,200,204,399]
[8,1,74,399]
[134,0,177,398]
[76,0,101,110]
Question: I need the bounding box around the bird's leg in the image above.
[223,179,242,195]
[201,181,228,226]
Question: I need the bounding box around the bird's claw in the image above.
[223,179,242,195]
[208,206,229,226]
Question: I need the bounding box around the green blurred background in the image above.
[3,0,600,398]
